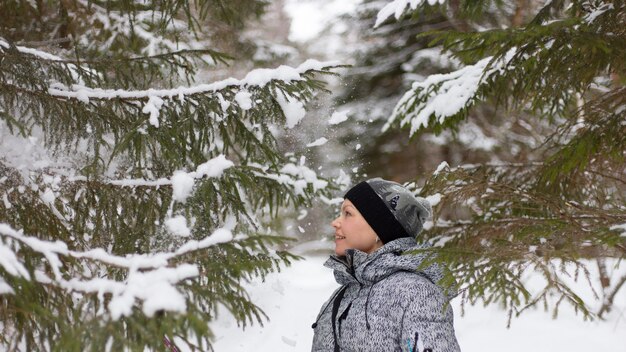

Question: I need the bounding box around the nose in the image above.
[331,216,340,229]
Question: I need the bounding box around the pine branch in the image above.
[381,49,515,136]
[1,0,341,350]
[1,42,341,172]
[597,272,626,317]
[414,161,626,317]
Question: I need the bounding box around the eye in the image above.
[343,210,351,217]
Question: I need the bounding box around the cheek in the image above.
[354,219,373,237]
[345,220,375,248]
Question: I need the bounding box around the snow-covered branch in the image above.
[41,59,340,129]
[72,0,203,56]
[375,0,448,28]
[610,223,626,238]
[0,158,239,319]
[64,154,327,200]
[0,221,234,319]
[251,158,328,196]
[0,38,65,62]
[383,50,515,136]
[582,1,615,23]
[1,0,343,348]
[48,59,340,102]
[0,37,89,82]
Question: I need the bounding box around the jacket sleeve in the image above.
[399,278,461,352]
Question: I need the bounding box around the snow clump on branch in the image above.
[383,49,516,136]
[374,0,448,28]
[0,221,235,319]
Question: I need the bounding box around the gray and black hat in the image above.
[344,178,432,244]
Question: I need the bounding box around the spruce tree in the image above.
[375,0,626,321]
[329,0,516,182]
[0,1,339,350]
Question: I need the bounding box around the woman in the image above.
[311,178,460,352]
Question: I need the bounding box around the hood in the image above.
[324,237,457,300]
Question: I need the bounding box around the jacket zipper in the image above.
[337,302,352,338]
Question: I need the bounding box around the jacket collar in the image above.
[323,237,429,286]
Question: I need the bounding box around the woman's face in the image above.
[331,199,382,256]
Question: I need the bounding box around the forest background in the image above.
[0,0,624,351]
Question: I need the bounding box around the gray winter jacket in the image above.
[311,237,460,352]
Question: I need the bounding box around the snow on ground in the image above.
[211,255,626,352]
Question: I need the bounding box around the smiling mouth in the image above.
[335,235,346,240]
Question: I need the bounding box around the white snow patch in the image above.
[2,193,10,209]
[425,193,442,207]
[175,228,234,255]
[165,216,191,237]
[375,0,447,28]
[106,177,172,187]
[610,223,626,237]
[170,155,233,203]
[276,93,306,129]
[171,171,195,203]
[328,109,350,125]
[433,161,449,176]
[0,241,31,279]
[142,95,164,128]
[319,195,344,205]
[335,169,351,189]
[195,155,234,178]
[217,93,231,111]
[40,188,56,204]
[234,90,253,110]
[583,2,614,23]
[306,137,328,147]
[76,90,90,103]
[109,264,198,319]
[0,278,14,295]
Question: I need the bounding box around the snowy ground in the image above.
[211,255,626,352]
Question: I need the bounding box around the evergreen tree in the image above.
[0,1,339,350]
[376,0,626,321]
[328,0,525,182]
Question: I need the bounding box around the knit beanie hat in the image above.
[344,178,432,244]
